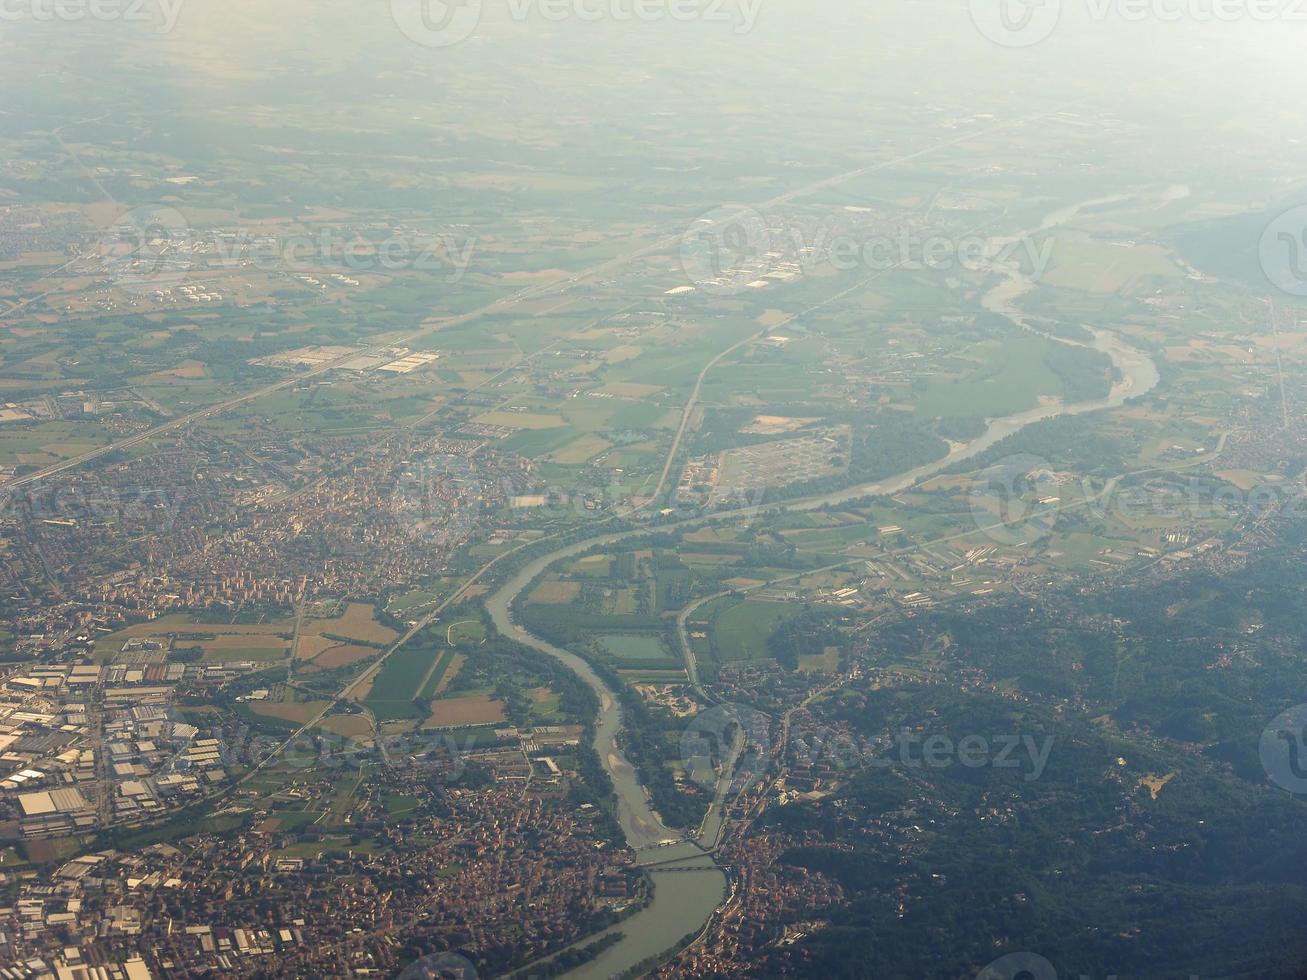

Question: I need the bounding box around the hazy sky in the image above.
[2,0,1305,222]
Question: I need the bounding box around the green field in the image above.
[268,810,320,833]
[914,336,1059,418]
[781,523,876,552]
[445,619,487,646]
[597,632,678,666]
[364,642,441,721]
[1042,236,1182,292]
[418,650,456,700]
[387,585,451,614]
[710,600,803,662]
[503,426,580,457]
[383,792,420,816]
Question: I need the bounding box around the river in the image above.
[486,202,1162,979]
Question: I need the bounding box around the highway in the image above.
[4,92,1131,498]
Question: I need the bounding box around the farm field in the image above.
[1042,237,1182,292]
[93,615,296,664]
[304,602,398,646]
[550,434,611,464]
[445,620,487,646]
[528,580,582,604]
[199,643,289,663]
[473,410,567,430]
[422,695,507,729]
[305,645,376,671]
[361,642,441,722]
[798,646,841,674]
[250,700,330,726]
[597,632,678,666]
[0,12,1299,980]
[914,335,1060,418]
[295,635,341,660]
[418,650,458,700]
[315,714,373,738]
[709,600,804,663]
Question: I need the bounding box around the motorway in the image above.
[482,234,1166,977]
[7,146,1193,980]
[3,90,1127,499]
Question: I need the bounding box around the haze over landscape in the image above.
[1,2,1306,978]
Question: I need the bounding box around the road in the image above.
[3,89,1142,498]
[675,591,729,692]
[3,290,552,493]
[483,220,1177,975]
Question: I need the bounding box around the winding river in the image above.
[487,203,1162,979]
